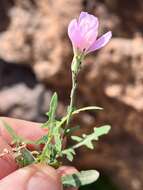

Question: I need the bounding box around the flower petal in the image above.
[68,19,78,41]
[87,31,112,53]
[78,12,99,50]
[68,19,83,48]
[84,28,98,50]
[79,13,99,35]
[79,12,88,22]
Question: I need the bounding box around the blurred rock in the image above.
[0,84,48,121]
[84,0,143,37]
[0,61,51,121]
[0,0,82,85]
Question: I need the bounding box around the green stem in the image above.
[39,134,52,163]
[66,54,84,125]
[67,70,77,124]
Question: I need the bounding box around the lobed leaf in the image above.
[42,92,58,129]
[62,125,111,161]
[62,148,75,161]
[73,125,111,149]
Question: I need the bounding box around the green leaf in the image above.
[93,125,111,139]
[42,92,58,129]
[39,93,59,164]
[1,119,38,146]
[63,125,111,157]
[1,120,23,144]
[62,148,75,162]
[71,136,82,142]
[74,125,111,149]
[19,147,35,167]
[85,141,94,149]
[35,135,49,145]
[62,170,99,188]
[53,125,62,153]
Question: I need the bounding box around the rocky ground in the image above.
[0,0,143,190]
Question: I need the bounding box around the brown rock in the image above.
[0,0,82,84]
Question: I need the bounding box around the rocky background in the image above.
[0,0,143,190]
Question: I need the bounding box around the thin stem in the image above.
[66,54,84,125]
[67,70,77,125]
[39,124,54,163]
[39,135,52,162]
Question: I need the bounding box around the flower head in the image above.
[68,12,112,54]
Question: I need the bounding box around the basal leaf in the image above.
[20,147,35,166]
[62,170,99,188]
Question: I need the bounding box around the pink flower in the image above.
[68,12,112,54]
